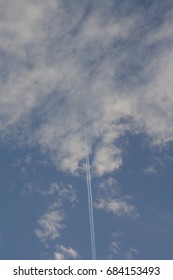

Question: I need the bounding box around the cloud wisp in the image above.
[1,0,173,259]
[34,182,78,259]
[1,1,173,178]
[94,177,138,219]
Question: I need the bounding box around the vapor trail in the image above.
[84,125,96,260]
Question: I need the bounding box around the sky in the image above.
[0,0,173,260]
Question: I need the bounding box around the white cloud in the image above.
[144,165,157,174]
[108,232,139,259]
[109,241,121,256]
[0,0,58,131]
[34,181,78,255]
[97,177,120,195]
[80,14,134,45]
[107,231,121,259]
[0,1,173,178]
[125,247,139,260]
[93,145,122,176]
[133,47,173,146]
[32,178,81,260]
[54,245,79,260]
[95,177,138,218]
[95,198,137,218]
[21,179,78,205]
[48,182,78,206]
[25,154,32,164]
[35,208,65,242]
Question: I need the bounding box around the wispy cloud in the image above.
[107,231,121,259]
[144,165,157,175]
[35,201,79,260]
[1,1,173,177]
[54,245,79,260]
[47,182,78,206]
[35,205,65,243]
[34,181,78,257]
[94,177,138,218]
[93,145,122,176]
[108,232,139,260]
[109,241,121,257]
[95,198,137,218]
[125,247,139,260]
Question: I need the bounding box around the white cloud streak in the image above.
[85,125,96,260]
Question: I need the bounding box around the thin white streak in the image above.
[84,125,96,260]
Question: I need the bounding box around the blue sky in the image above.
[0,0,173,260]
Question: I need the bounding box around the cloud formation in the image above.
[125,247,139,260]
[94,177,138,218]
[54,245,79,260]
[34,181,78,257]
[1,1,173,178]
[35,208,65,242]
[1,0,173,260]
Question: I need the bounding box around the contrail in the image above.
[84,125,96,260]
